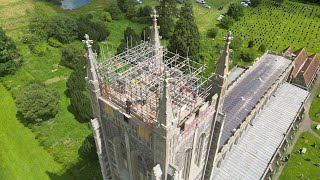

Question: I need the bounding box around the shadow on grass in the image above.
[46,134,102,180]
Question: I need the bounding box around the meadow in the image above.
[279,132,320,180]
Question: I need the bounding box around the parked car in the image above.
[218,6,223,11]
[202,4,211,8]
[216,14,225,21]
[136,0,142,4]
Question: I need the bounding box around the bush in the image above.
[248,40,255,48]
[227,3,244,21]
[48,37,62,48]
[22,34,41,45]
[32,44,47,56]
[251,0,262,7]
[100,11,112,22]
[107,3,122,20]
[77,16,110,42]
[240,49,257,62]
[48,15,78,43]
[219,16,235,29]
[61,45,86,69]
[15,83,59,122]
[207,28,219,38]
[230,36,243,50]
[258,44,266,53]
[138,5,153,17]
[126,5,137,19]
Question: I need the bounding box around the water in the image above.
[61,0,91,10]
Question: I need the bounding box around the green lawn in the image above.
[310,85,320,122]
[311,124,320,136]
[0,83,62,180]
[230,0,320,54]
[279,131,320,180]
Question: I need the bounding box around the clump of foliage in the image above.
[230,36,243,50]
[0,27,22,76]
[207,28,219,38]
[251,0,262,7]
[117,27,140,54]
[61,44,86,69]
[15,83,59,122]
[158,0,177,39]
[79,134,98,161]
[248,40,255,48]
[240,49,257,62]
[168,0,200,59]
[258,44,266,53]
[106,2,122,20]
[117,0,134,12]
[77,16,110,42]
[48,15,78,43]
[31,44,47,56]
[100,11,112,22]
[227,3,244,21]
[219,16,235,29]
[48,37,62,48]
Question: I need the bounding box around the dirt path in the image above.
[273,71,320,179]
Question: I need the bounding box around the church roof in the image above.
[220,53,291,147]
[292,47,308,78]
[211,82,309,180]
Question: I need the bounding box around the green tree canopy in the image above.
[15,83,60,122]
[77,16,110,42]
[48,15,78,43]
[227,3,244,21]
[158,0,177,39]
[168,0,200,59]
[251,0,262,7]
[61,44,86,69]
[106,2,122,20]
[248,40,255,48]
[207,28,219,38]
[230,36,243,50]
[258,44,266,53]
[219,16,235,29]
[240,49,257,62]
[0,27,22,76]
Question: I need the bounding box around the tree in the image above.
[48,15,78,43]
[240,49,257,62]
[168,0,200,59]
[251,0,262,7]
[100,11,112,22]
[15,83,59,122]
[230,36,243,50]
[79,134,98,160]
[0,27,22,76]
[106,2,122,20]
[117,0,134,12]
[158,0,177,39]
[248,40,254,48]
[219,16,235,29]
[126,5,137,19]
[207,28,219,38]
[77,16,110,42]
[117,27,140,54]
[227,3,244,21]
[61,45,86,69]
[258,44,266,53]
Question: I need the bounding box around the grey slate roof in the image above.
[211,82,309,180]
[220,54,292,147]
[228,67,246,83]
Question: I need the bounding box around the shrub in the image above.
[77,16,110,42]
[22,34,41,45]
[48,15,78,43]
[32,44,47,56]
[126,5,137,19]
[248,40,255,48]
[207,28,219,38]
[100,11,112,22]
[219,16,235,29]
[61,45,86,69]
[15,83,59,122]
[227,3,244,21]
[251,0,262,7]
[138,5,153,17]
[258,44,266,52]
[240,49,257,62]
[230,36,243,50]
[48,37,62,48]
[107,2,122,20]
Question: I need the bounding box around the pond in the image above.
[61,0,91,10]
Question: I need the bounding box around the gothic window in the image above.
[195,134,206,166]
[183,149,192,180]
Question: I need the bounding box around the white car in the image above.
[196,0,205,4]
[216,14,225,21]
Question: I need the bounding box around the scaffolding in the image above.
[97,41,212,127]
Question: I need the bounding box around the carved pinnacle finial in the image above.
[151,9,159,20]
[224,31,233,45]
[82,34,93,48]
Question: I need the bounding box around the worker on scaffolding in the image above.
[125,98,132,114]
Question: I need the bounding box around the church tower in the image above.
[86,8,232,179]
[203,31,232,180]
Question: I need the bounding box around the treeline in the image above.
[291,0,320,5]
[0,27,22,76]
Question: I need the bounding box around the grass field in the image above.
[310,85,320,122]
[230,0,320,54]
[0,83,62,180]
[279,131,320,180]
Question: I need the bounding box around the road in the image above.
[273,71,320,180]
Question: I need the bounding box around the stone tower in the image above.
[85,10,231,180]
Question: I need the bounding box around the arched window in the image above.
[183,149,192,180]
[195,134,206,166]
